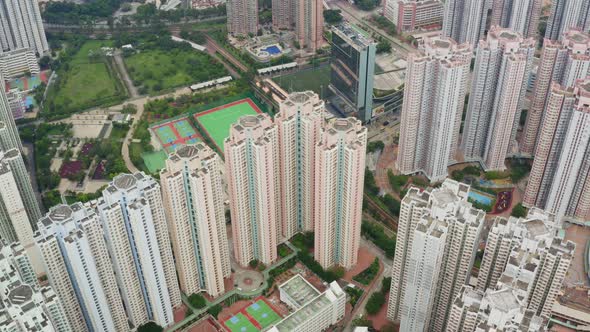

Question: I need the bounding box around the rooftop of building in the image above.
[332,23,374,49]
[486,288,521,312]
[272,278,344,331]
[279,274,321,307]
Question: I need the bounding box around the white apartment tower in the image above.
[521,29,590,155]
[0,0,49,55]
[462,27,535,170]
[545,0,590,41]
[387,179,484,332]
[0,241,71,332]
[275,91,324,239]
[226,0,258,36]
[0,149,42,273]
[475,208,575,318]
[400,217,447,332]
[35,204,128,332]
[491,0,542,38]
[160,144,231,298]
[314,118,366,270]
[397,36,471,182]
[0,73,23,153]
[442,0,489,46]
[524,78,590,219]
[225,114,280,267]
[446,286,547,332]
[98,173,181,328]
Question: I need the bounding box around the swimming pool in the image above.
[263,45,281,55]
[468,190,494,205]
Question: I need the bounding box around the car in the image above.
[383,121,390,126]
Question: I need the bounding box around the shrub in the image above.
[187,293,207,309]
[362,221,395,258]
[511,203,527,218]
[366,291,386,315]
[353,258,380,285]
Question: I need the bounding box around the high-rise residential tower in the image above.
[275,92,324,239]
[0,241,71,332]
[295,0,324,52]
[462,27,535,171]
[387,179,484,332]
[314,118,366,270]
[226,0,258,36]
[524,78,590,219]
[0,0,49,55]
[271,0,293,30]
[98,173,181,328]
[36,204,129,332]
[491,0,542,38]
[160,144,231,298]
[521,29,590,155]
[545,0,590,41]
[0,73,22,153]
[397,36,471,182]
[225,114,280,267]
[0,149,42,272]
[330,23,376,122]
[442,0,489,46]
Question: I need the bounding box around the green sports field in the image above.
[245,300,281,329]
[223,313,258,332]
[195,99,261,152]
[142,150,168,174]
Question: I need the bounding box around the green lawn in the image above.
[195,99,260,152]
[124,49,227,94]
[273,65,331,97]
[246,300,281,329]
[44,40,126,119]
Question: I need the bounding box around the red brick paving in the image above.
[186,318,224,332]
[343,246,376,285]
[367,292,390,330]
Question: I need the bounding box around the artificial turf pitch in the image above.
[194,98,262,152]
[223,312,259,332]
[245,300,281,329]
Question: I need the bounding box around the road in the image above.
[113,51,139,98]
[330,1,413,57]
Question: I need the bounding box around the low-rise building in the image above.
[268,274,346,332]
[0,49,39,79]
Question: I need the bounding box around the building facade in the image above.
[275,92,324,239]
[225,114,280,267]
[491,0,542,38]
[271,0,294,30]
[295,0,324,52]
[387,179,484,332]
[0,48,39,79]
[521,29,590,155]
[226,0,258,36]
[545,0,590,41]
[98,173,181,328]
[314,118,366,270]
[330,24,376,122]
[0,0,48,55]
[36,204,129,332]
[462,27,535,170]
[6,89,25,120]
[397,36,471,182]
[442,0,488,47]
[524,78,590,219]
[160,144,231,298]
[0,241,71,332]
[0,73,23,153]
[384,0,444,34]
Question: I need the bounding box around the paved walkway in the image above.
[113,51,139,98]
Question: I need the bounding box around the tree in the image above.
[376,40,392,54]
[511,203,527,218]
[366,291,386,315]
[188,293,207,309]
[137,322,163,332]
[323,9,343,24]
[356,0,380,11]
[207,304,222,318]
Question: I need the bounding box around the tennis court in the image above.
[222,313,259,332]
[194,98,262,152]
[245,300,281,329]
[151,118,201,152]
